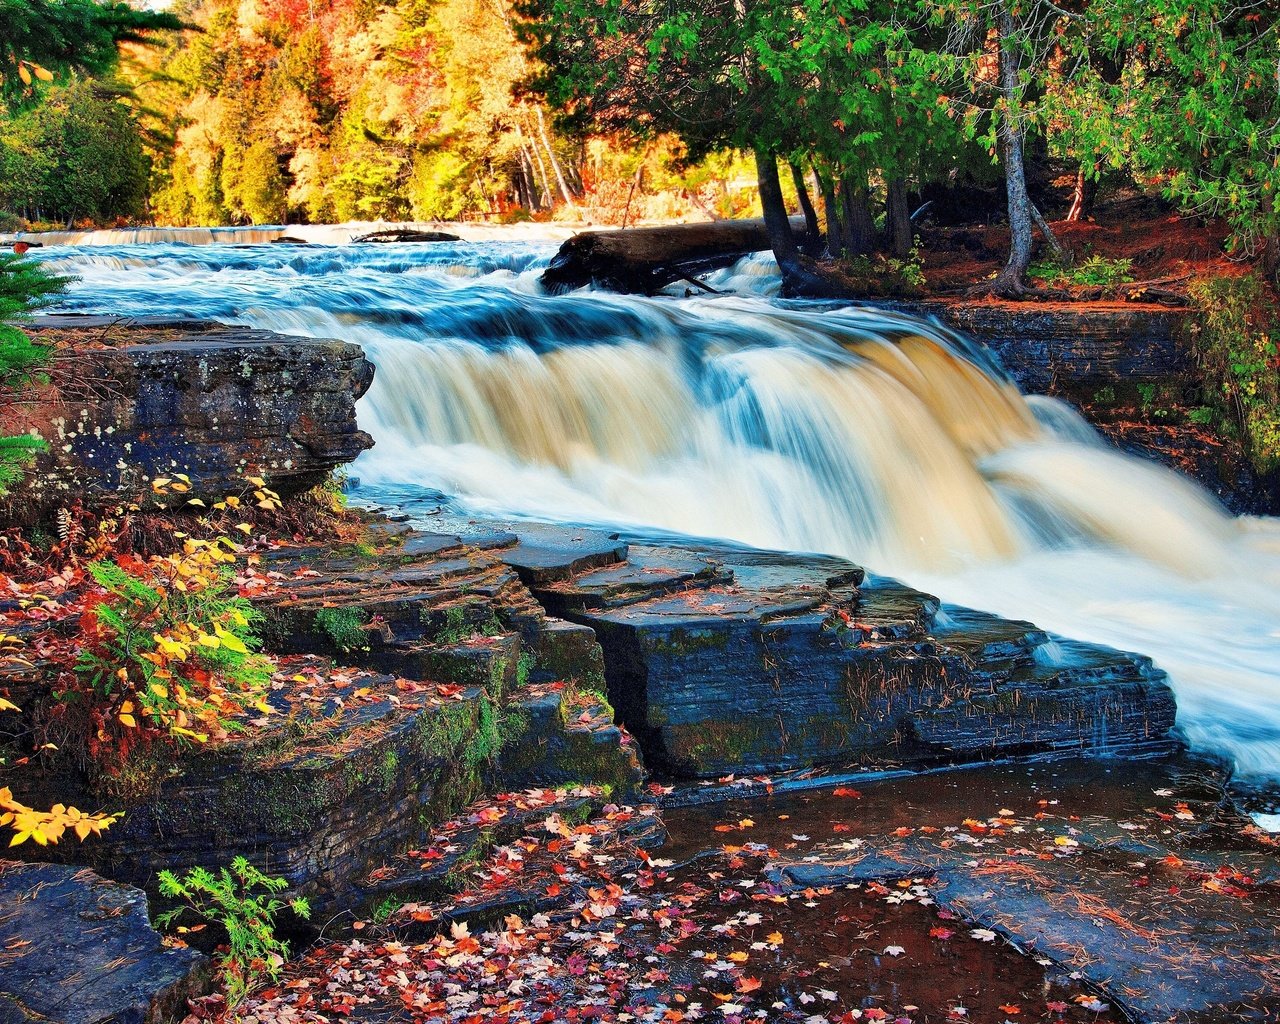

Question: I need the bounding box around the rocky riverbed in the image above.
[1,317,1276,1023]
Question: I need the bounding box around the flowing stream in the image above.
[31,236,1280,785]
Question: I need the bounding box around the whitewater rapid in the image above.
[33,236,1280,783]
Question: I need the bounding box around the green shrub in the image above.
[0,253,68,495]
[1029,254,1134,289]
[156,857,311,1006]
[1187,274,1280,474]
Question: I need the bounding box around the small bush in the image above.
[836,245,926,297]
[156,857,311,1006]
[0,253,70,495]
[1029,254,1134,289]
[75,534,273,750]
[1186,274,1280,474]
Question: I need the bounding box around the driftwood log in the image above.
[353,228,462,243]
[540,217,809,294]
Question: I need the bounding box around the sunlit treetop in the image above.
[0,0,183,109]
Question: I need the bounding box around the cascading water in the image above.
[35,235,1280,783]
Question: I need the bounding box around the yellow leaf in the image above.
[10,831,30,847]
[196,633,220,649]
[186,498,206,507]
[0,698,20,713]
[17,64,31,85]
[235,523,253,535]
[213,625,248,654]
[245,476,266,487]
[118,713,137,728]
[32,64,53,82]
[151,477,172,491]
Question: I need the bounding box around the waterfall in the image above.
[35,238,1280,783]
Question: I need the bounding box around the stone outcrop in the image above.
[903,302,1191,397]
[0,861,208,1023]
[499,528,1178,777]
[7,318,374,520]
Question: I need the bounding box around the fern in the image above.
[156,857,310,1006]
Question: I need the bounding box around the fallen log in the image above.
[540,217,809,295]
[353,228,462,243]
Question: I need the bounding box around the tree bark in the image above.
[885,177,913,258]
[841,173,876,257]
[814,168,840,257]
[790,161,822,255]
[755,148,828,296]
[978,4,1034,297]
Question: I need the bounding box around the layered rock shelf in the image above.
[501,528,1179,777]
[5,317,375,520]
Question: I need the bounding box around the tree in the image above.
[927,0,1074,296]
[0,80,151,224]
[1071,0,1280,281]
[0,0,182,109]
[517,0,812,288]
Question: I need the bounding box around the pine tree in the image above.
[0,253,69,496]
[0,0,183,109]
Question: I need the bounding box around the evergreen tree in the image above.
[0,0,183,109]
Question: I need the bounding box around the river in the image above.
[28,233,1280,789]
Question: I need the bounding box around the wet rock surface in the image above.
[483,521,1178,777]
[0,861,208,1023]
[5,318,375,520]
[900,302,1191,397]
[664,756,1280,1023]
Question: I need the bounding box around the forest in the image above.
[1,0,1277,296]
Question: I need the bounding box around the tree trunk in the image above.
[536,104,577,206]
[790,161,822,255]
[885,177,912,258]
[1030,202,1069,264]
[1066,165,1086,222]
[980,5,1034,297]
[841,173,876,257]
[755,148,799,265]
[755,148,827,296]
[814,168,839,257]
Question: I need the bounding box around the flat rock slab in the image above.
[0,861,207,1024]
[499,524,629,584]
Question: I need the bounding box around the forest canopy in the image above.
[0,0,1277,293]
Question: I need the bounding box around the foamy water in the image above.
[32,235,1280,783]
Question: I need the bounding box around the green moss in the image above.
[371,896,402,923]
[315,606,370,653]
[378,749,400,792]
[649,627,730,656]
[515,651,536,689]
